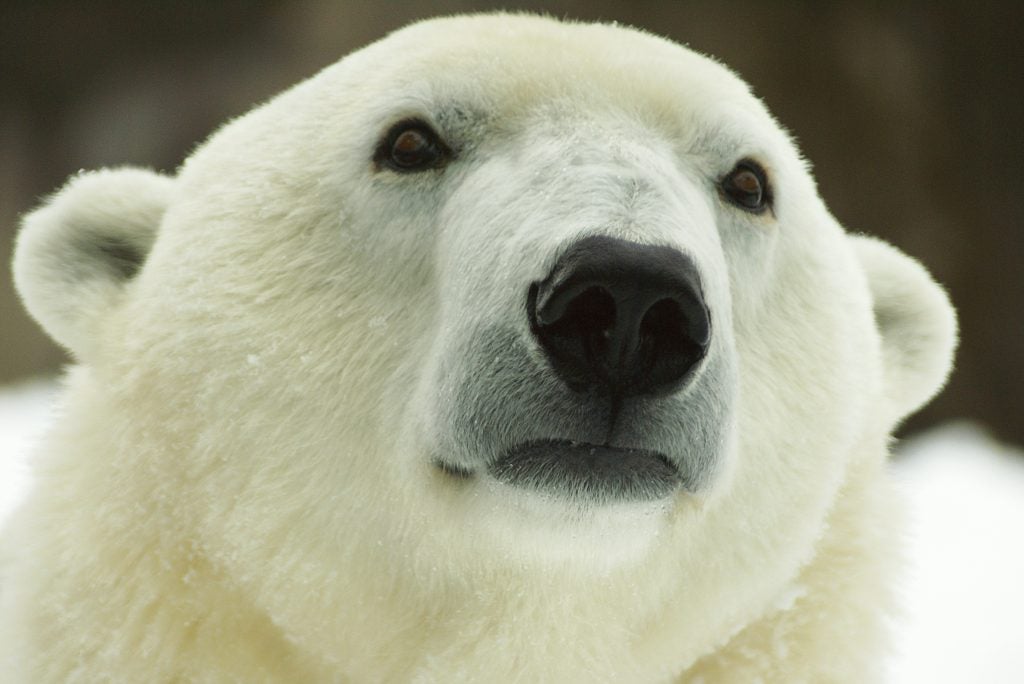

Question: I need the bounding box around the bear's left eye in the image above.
[720,160,771,214]
[375,119,452,173]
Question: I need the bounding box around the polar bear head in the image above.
[12,13,955,677]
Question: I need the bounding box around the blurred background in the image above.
[1,0,1020,443]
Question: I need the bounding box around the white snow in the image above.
[0,376,58,523]
[890,422,1024,683]
[1,377,1022,681]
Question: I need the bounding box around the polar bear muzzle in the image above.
[440,235,719,504]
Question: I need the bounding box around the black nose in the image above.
[528,235,710,398]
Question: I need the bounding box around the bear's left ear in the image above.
[850,235,958,426]
[13,167,175,361]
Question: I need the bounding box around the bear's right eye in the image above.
[374,119,452,173]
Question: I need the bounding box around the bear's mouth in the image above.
[484,439,681,503]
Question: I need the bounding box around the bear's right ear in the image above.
[13,167,175,361]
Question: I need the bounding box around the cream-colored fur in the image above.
[3,14,955,682]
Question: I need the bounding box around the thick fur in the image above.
[3,14,955,682]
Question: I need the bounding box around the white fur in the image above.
[2,14,956,682]
[851,235,958,425]
[12,168,174,360]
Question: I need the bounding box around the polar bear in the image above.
[3,13,955,683]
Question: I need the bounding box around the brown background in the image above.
[1,1,1020,443]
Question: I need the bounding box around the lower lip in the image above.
[487,439,680,503]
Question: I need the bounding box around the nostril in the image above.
[641,297,710,350]
[561,286,617,338]
[640,297,709,392]
[640,298,683,342]
[531,285,618,389]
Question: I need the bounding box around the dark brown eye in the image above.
[720,160,771,213]
[375,119,451,173]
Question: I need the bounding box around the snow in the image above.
[891,423,1024,682]
[0,377,58,523]
[1,377,1022,681]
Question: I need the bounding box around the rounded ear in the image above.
[13,167,175,361]
[850,235,958,426]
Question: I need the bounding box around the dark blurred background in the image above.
[1,1,1020,443]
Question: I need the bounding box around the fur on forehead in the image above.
[315,14,773,143]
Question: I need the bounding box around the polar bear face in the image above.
[12,14,956,677]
